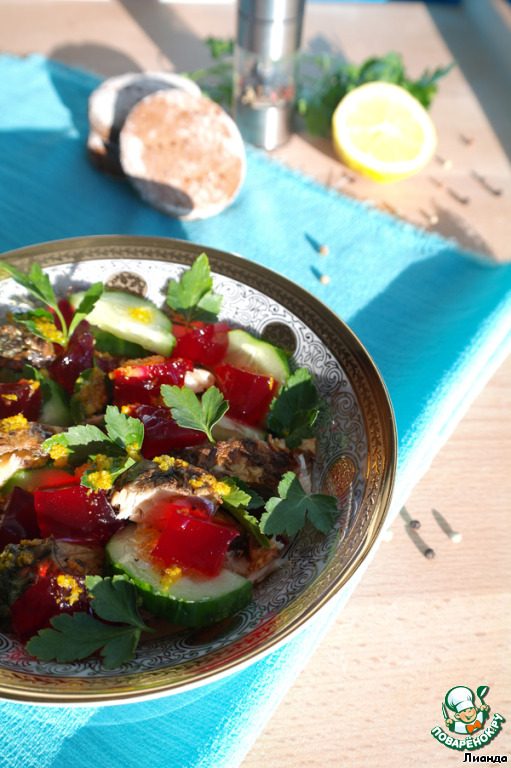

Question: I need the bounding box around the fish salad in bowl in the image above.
[0,253,339,670]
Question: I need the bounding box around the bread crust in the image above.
[88,71,201,144]
[119,90,246,220]
[87,72,202,177]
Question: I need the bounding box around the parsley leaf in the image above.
[0,260,103,345]
[220,477,270,548]
[80,454,136,489]
[104,405,144,455]
[85,575,147,627]
[260,472,338,537]
[184,38,234,108]
[68,282,104,339]
[26,578,153,669]
[181,42,452,137]
[42,423,113,454]
[42,406,144,486]
[296,51,454,136]
[267,367,323,449]
[160,385,228,443]
[15,308,66,345]
[166,253,222,325]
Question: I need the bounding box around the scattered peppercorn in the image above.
[409,519,421,530]
[424,548,435,559]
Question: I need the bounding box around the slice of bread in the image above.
[87,72,202,177]
[87,129,124,178]
[88,71,201,144]
[119,89,246,220]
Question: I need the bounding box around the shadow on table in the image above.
[117,0,219,73]
[427,4,511,162]
[49,44,143,80]
[347,243,511,470]
[427,202,495,261]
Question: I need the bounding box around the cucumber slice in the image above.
[39,378,72,427]
[69,367,108,423]
[211,414,266,441]
[1,467,76,494]
[69,291,175,357]
[92,328,150,358]
[224,329,290,384]
[106,525,252,627]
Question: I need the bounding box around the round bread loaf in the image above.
[119,90,246,220]
[88,71,201,144]
[87,129,124,178]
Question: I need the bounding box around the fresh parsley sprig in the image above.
[166,253,222,327]
[161,384,228,443]
[183,43,452,138]
[185,37,234,108]
[260,472,338,537]
[220,477,270,548]
[296,51,454,136]
[26,577,153,669]
[267,367,324,450]
[42,405,144,487]
[0,260,103,346]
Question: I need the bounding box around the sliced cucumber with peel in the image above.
[92,328,151,358]
[211,414,267,441]
[39,377,72,427]
[69,291,175,357]
[106,525,252,627]
[224,329,290,384]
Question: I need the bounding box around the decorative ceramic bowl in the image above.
[0,236,397,705]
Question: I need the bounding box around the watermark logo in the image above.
[431,685,506,757]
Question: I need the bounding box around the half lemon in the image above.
[332,82,437,183]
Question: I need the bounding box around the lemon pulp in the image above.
[332,82,437,182]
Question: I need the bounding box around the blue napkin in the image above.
[0,54,510,768]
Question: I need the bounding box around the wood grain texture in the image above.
[242,353,511,766]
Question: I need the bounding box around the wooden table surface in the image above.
[1,2,510,765]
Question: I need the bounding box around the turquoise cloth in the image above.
[0,54,510,767]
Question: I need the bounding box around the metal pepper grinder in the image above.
[234,0,305,150]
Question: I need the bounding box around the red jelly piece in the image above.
[173,322,230,367]
[0,487,40,548]
[214,363,278,426]
[48,332,95,394]
[10,574,88,639]
[125,404,205,457]
[34,484,122,543]
[111,358,191,407]
[152,507,238,577]
[0,379,42,420]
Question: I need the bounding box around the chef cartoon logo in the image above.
[431,685,506,753]
[443,686,489,735]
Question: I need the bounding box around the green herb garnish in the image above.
[183,43,452,138]
[296,51,454,136]
[260,471,338,537]
[161,385,228,443]
[185,37,234,107]
[166,252,222,327]
[267,367,324,450]
[220,477,270,548]
[0,260,103,345]
[26,577,153,669]
[42,405,143,487]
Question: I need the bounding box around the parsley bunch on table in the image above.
[184,41,453,138]
[296,51,454,136]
